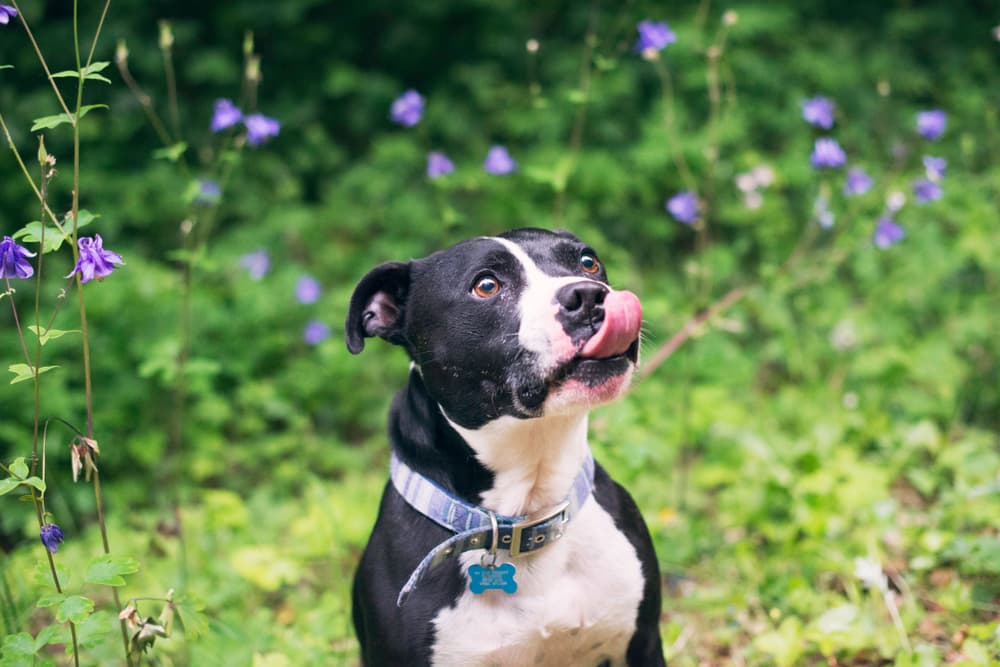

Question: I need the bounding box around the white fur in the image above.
[435,415,645,667]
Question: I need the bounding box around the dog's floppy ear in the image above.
[345,261,411,354]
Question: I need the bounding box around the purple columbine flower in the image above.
[844,167,873,196]
[65,234,124,283]
[810,138,846,168]
[0,235,36,279]
[666,191,699,225]
[916,109,946,140]
[802,96,835,129]
[40,523,64,554]
[635,20,676,53]
[913,178,942,204]
[211,99,243,132]
[873,217,904,248]
[244,113,280,147]
[390,90,424,127]
[239,250,270,280]
[296,275,321,304]
[427,151,455,179]
[484,145,517,175]
[923,156,946,181]
[0,4,17,25]
[303,319,331,345]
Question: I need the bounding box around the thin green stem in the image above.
[9,1,74,120]
[0,111,70,231]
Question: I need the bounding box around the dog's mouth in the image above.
[552,289,642,387]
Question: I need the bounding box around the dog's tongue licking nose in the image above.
[580,290,642,359]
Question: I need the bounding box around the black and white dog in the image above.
[345,228,664,666]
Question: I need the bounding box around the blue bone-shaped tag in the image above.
[468,563,518,595]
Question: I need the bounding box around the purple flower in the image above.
[802,96,835,129]
[844,167,873,196]
[0,4,17,25]
[193,179,221,206]
[913,178,942,204]
[635,20,676,53]
[390,90,424,127]
[295,275,321,304]
[211,99,243,132]
[916,110,946,140]
[810,138,846,168]
[923,156,946,181]
[666,191,699,225]
[484,145,517,175]
[873,218,904,248]
[303,319,331,345]
[427,151,455,179]
[40,523,64,554]
[244,113,280,147]
[0,236,36,279]
[65,234,124,283]
[240,249,270,280]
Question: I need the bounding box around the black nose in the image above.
[556,281,607,341]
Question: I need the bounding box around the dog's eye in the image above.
[472,275,501,298]
[580,254,600,274]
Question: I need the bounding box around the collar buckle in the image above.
[508,500,570,556]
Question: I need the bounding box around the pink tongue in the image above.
[580,290,642,359]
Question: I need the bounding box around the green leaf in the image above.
[55,595,94,624]
[35,593,67,608]
[10,457,28,479]
[30,104,109,132]
[85,554,140,586]
[27,325,80,346]
[33,623,67,651]
[22,476,46,493]
[152,142,188,162]
[0,478,20,496]
[8,363,59,384]
[0,65,13,71]
[13,211,95,253]
[173,595,208,639]
[0,632,35,657]
[50,61,112,84]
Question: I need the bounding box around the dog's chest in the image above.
[429,500,644,667]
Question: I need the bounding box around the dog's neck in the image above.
[448,413,589,516]
[389,369,590,516]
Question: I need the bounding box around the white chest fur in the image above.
[434,414,645,667]
[430,499,644,667]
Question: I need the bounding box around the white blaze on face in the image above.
[490,237,596,373]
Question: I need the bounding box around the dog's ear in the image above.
[345,261,411,354]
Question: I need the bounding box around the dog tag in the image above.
[468,563,518,595]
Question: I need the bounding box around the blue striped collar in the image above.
[389,450,596,606]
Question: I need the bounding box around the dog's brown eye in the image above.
[473,275,501,298]
[580,254,600,274]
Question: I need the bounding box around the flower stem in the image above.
[9,1,74,120]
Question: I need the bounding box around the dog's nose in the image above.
[556,281,608,333]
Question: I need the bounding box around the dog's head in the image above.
[346,228,642,429]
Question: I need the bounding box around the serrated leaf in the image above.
[0,478,20,496]
[27,325,80,346]
[85,554,140,586]
[55,595,94,624]
[33,623,67,651]
[10,457,28,479]
[9,363,60,384]
[152,142,188,162]
[12,210,95,253]
[30,104,108,132]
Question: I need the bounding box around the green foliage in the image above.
[1,0,999,665]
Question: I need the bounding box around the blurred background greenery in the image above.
[1,0,999,665]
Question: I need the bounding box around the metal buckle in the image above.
[509,500,569,556]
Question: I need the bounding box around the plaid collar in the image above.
[389,450,595,606]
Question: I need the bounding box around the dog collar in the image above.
[389,450,595,606]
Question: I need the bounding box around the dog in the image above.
[345,228,664,666]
